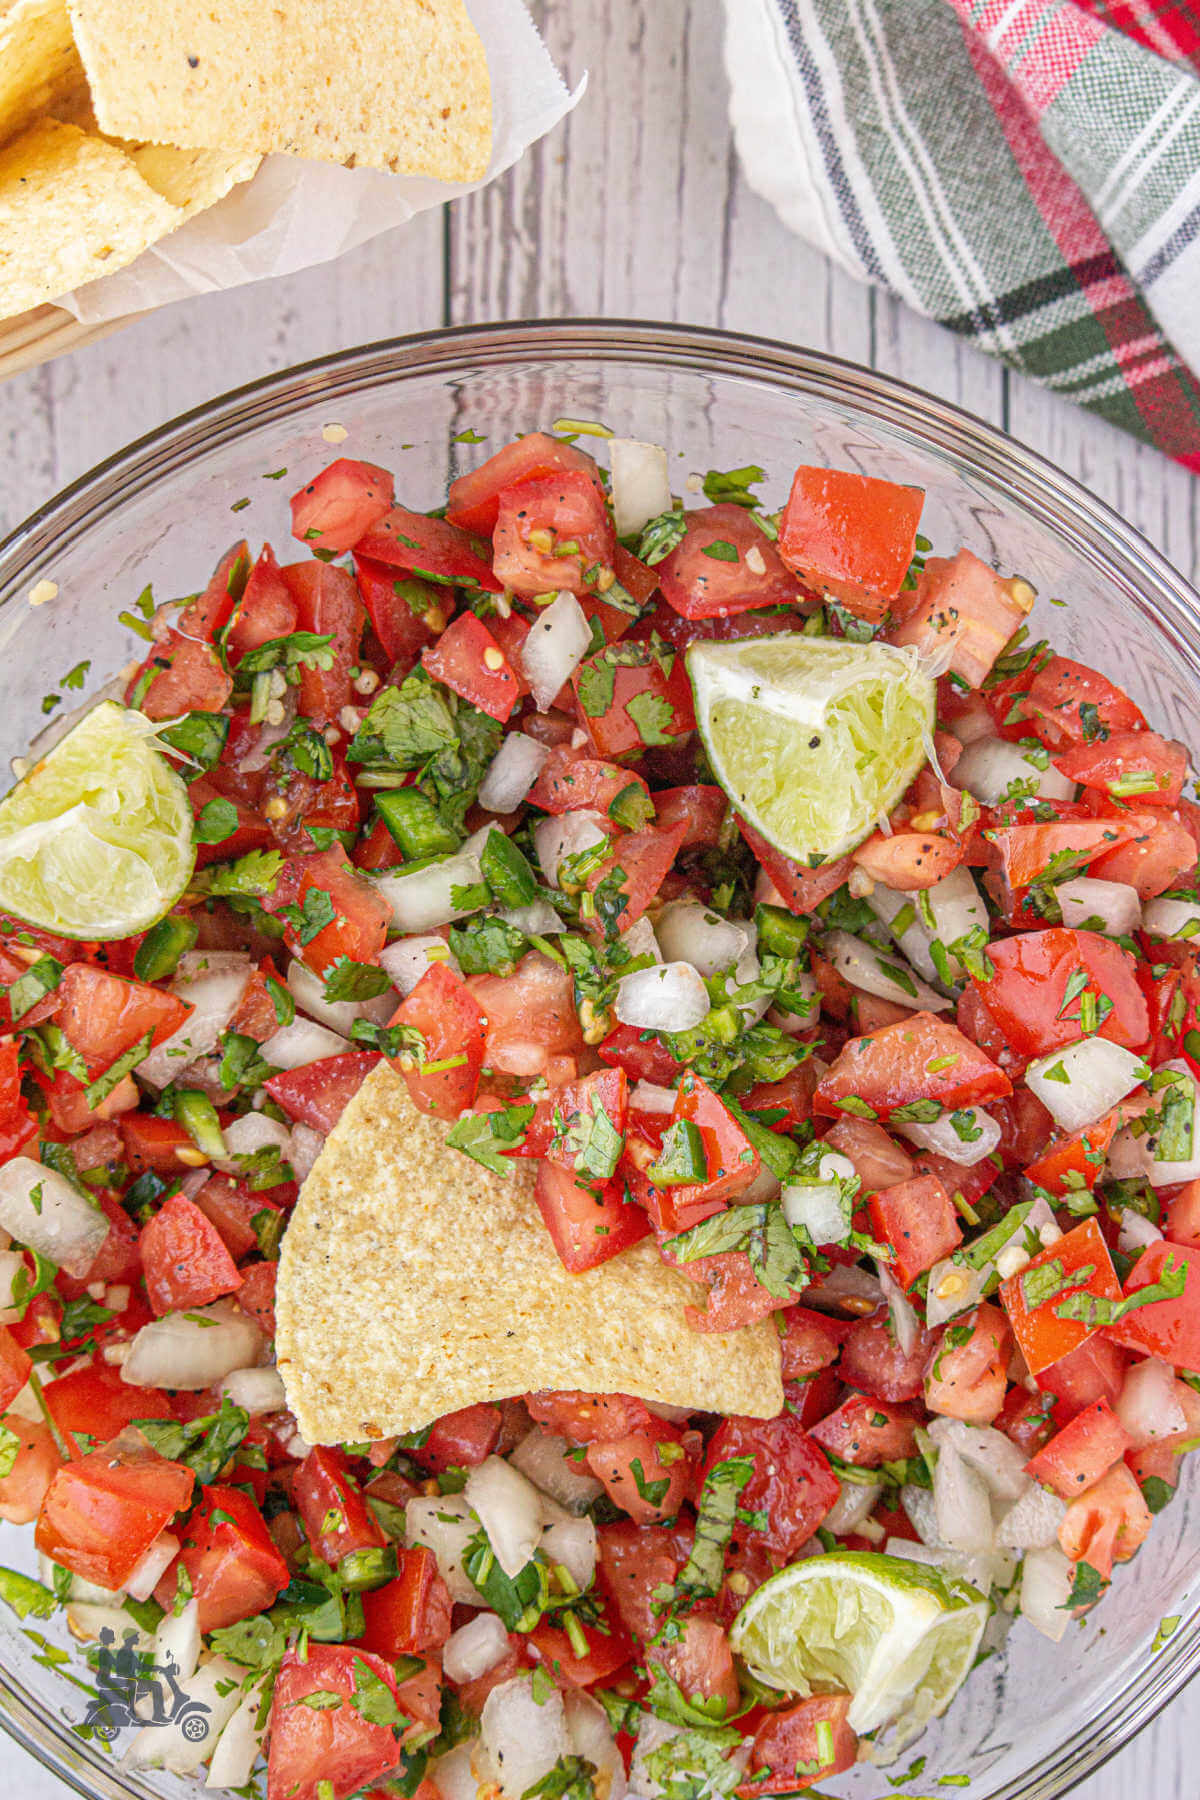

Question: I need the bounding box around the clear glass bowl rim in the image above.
[0,317,1196,1800]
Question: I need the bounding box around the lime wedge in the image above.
[686,636,935,863]
[0,702,195,939]
[730,1550,988,1748]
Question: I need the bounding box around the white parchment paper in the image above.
[62,0,581,324]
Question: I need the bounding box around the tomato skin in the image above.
[491,470,614,597]
[599,1022,685,1087]
[656,505,804,619]
[466,951,583,1081]
[422,611,521,723]
[675,1247,794,1333]
[526,1392,656,1443]
[520,1067,629,1171]
[352,557,441,670]
[293,1447,387,1566]
[264,850,390,977]
[705,1415,838,1555]
[129,633,232,720]
[573,645,697,759]
[1025,1116,1116,1197]
[119,1111,195,1174]
[653,784,728,849]
[584,820,689,932]
[224,543,298,665]
[35,1443,194,1589]
[411,1403,502,1473]
[265,1052,380,1133]
[0,1324,30,1412]
[267,1643,409,1800]
[194,1174,284,1262]
[889,549,1030,686]
[1058,1460,1151,1583]
[995,655,1145,749]
[139,1193,244,1315]
[279,560,366,724]
[997,1386,1057,1458]
[236,1261,278,1336]
[924,1303,1012,1425]
[1090,810,1197,898]
[388,962,486,1120]
[1106,1241,1200,1369]
[809,1396,920,1466]
[585,1425,693,1525]
[839,1307,937,1403]
[446,432,600,537]
[1054,730,1186,806]
[357,504,501,593]
[54,965,191,1071]
[778,466,923,622]
[1025,1399,1131,1499]
[661,1071,762,1212]
[851,830,962,891]
[779,1306,850,1381]
[814,1012,1011,1122]
[158,1483,290,1631]
[868,1174,962,1289]
[290,459,395,555]
[357,1547,452,1656]
[534,1160,651,1273]
[528,746,652,819]
[43,1364,174,1459]
[746,1693,858,1790]
[1166,1180,1200,1249]
[528,1605,635,1689]
[1000,1218,1123,1377]
[738,817,852,916]
[973,928,1148,1059]
[1038,1334,1128,1424]
[986,815,1141,890]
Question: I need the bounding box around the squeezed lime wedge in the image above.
[686,635,935,863]
[0,701,195,939]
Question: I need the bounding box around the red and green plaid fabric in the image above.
[727,0,1200,467]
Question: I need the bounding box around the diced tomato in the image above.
[159,1483,290,1630]
[656,505,804,619]
[778,466,923,622]
[534,1160,651,1273]
[265,1052,380,1133]
[128,631,232,720]
[1166,1180,1200,1249]
[704,1415,838,1555]
[357,504,501,594]
[293,1447,387,1566]
[738,817,852,916]
[597,1519,684,1647]
[0,1418,59,1524]
[822,1117,914,1191]
[923,1302,1012,1424]
[224,543,299,663]
[411,1403,502,1473]
[492,470,614,597]
[139,1194,243,1316]
[986,816,1142,891]
[584,820,689,932]
[53,964,190,1072]
[1054,730,1186,807]
[190,775,272,868]
[1106,1241,1200,1369]
[655,1071,762,1215]
[599,1023,685,1087]
[265,750,363,855]
[279,560,366,723]
[422,611,521,723]
[0,1324,30,1412]
[740,1066,817,1134]
[35,1443,194,1589]
[868,1174,962,1289]
[119,1111,195,1174]
[229,956,286,1042]
[850,830,962,891]
[357,1547,452,1656]
[1000,1218,1123,1377]
[997,1386,1057,1458]
[839,1308,937,1403]
[263,849,390,977]
[1025,1399,1131,1499]
[521,1066,629,1172]
[673,1247,794,1333]
[746,1693,858,1790]
[1090,810,1198,898]
[353,557,441,670]
[290,459,394,555]
[1038,1334,1128,1423]
[455,1637,524,1716]
[267,1644,407,1800]
[446,432,601,537]
[655,1614,741,1714]
[1058,1460,1152,1583]
[388,962,486,1120]
[177,541,250,641]
[526,1392,657,1444]
[889,549,1031,686]
[236,1261,278,1336]
[466,951,583,1080]
[573,643,696,759]
[528,1603,635,1689]
[779,1306,850,1381]
[972,928,1148,1059]
[43,1364,174,1459]
[585,1425,693,1525]
[1000,656,1146,752]
[528,747,653,820]
[814,1012,1010,1122]
[1025,1115,1117,1197]
[193,1174,283,1262]
[653,784,728,849]
[810,1396,920,1466]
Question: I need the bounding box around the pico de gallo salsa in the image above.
[0,428,1196,1799]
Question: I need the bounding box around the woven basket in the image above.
[0,304,140,378]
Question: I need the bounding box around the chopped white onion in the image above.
[622,916,662,963]
[379,934,460,997]
[206,1677,270,1789]
[901,1482,940,1548]
[405,1494,479,1604]
[464,1457,546,1578]
[481,1675,570,1799]
[805,1260,883,1311]
[533,810,610,888]
[65,1600,141,1644]
[654,902,753,979]
[629,1081,676,1115]
[122,1301,263,1391]
[1143,895,1200,941]
[126,1530,180,1602]
[219,1364,287,1416]
[1112,1060,1200,1186]
[375,847,485,934]
[259,1016,351,1070]
[288,1123,325,1185]
[896,1106,1001,1168]
[927,1418,1030,1502]
[1058,877,1143,937]
[521,592,593,713]
[128,1655,243,1774]
[614,961,709,1033]
[995,1483,1067,1551]
[41,1555,123,1605]
[1115,1356,1187,1446]
[1019,1545,1075,1642]
[933,1441,995,1552]
[565,1691,628,1800]
[822,1477,883,1537]
[1118,1208,1163,1256]
[218,1112,293,1165]
[138,952,252,1090]
[781,1151,855,1246]
[821,929,949,1012]
[0,1158,109,1277]
[286,956,393,1036]
[152,1597,201,1687]
[869,865,988,989]
[510,1429,604,1513]
[478,731,551,814]
[429,1743,482,1800]
[953,738,1074,806]
[608,439,671,537]
[633,1714,749,1800]
[500,897,564,936]
[443,1611,511,1685]
[1025,1038,1148,1134]
[540,1515,597,1593]
[878,1260,920,1356]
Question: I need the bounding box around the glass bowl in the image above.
[0,320,1197,1800]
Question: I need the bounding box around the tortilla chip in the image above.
[128,143,261,217]
[0,0,82,147]
[67,0,493,182]
[276,1064,784,1445]
[0,118,182,318]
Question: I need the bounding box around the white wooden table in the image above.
[0,2,1195,1793]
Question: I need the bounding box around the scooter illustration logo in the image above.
[83,1627,211,1743]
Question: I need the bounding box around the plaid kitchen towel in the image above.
[723,0,1200,469]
